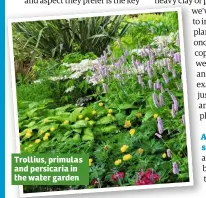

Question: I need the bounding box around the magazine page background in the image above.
[6,1,203,198]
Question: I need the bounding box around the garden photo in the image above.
[10,9,192,194]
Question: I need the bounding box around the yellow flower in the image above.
[63,120,69,125]
[45,132,50,137]
[92,110,97,115]
[154,114,158,119]
[120,145,129,153]
[124,120,131,128]
[26,128,32,134]
[43,135,49,141]
[89,121,94,127]
[129,129,135,136]
[35,139,41,144]
[108,109,113,114]
[85,117,89,121]
[50,127,55,132]
[25,131,32,139]
[78,115,83,119]
[114,159,122,166]
[89,158,93,166]
[107,113,112,117]
[123,154,132,161]
[99,102,104,107]
[137,148,144,155]
[136,113,142,118]
[162,153,167,158]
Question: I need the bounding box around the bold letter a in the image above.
[201,134,206,140]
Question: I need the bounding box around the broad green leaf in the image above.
[142,110,154,122]
[71,120,88,129]
[118,104,136,110]
[69,107,83,123]
[96,116,116,125]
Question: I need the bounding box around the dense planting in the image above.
[13,12,189,193]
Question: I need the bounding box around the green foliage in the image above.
[63,52,97,64]
[12,15,128,60]
[16,83,53,103]
[111,12,179,57]
[15,12,189,193]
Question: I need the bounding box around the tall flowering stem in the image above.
[162,73,169,84]
[172,162,179,175]
[159,94,164,107]
[157,117,164,134]
[152,93,159,108]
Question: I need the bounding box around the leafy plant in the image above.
[14,12,189,193]
[63,52,97,64]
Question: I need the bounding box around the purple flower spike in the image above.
[102,55,107,64]
[156,79,161,89]
[172,162,179,175]
[157,117,164,134]
[115,60,121,70]
[166,59,172,71]
[149,52,154,64]
[148,80,152,89]
[155,133,162,139]
[173,97,179,112]
[147,66,152,78]
[152,93,159,108]
[174,52,181,63]
[98,68,104,78]
[162,73,169,84]
[159,94,164,106]
[170,49,174,57]
[171,104,176,118]
[138,75,143,85]
[167,90,179,112]
[94,74,99,82]
[167,149,172,158]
